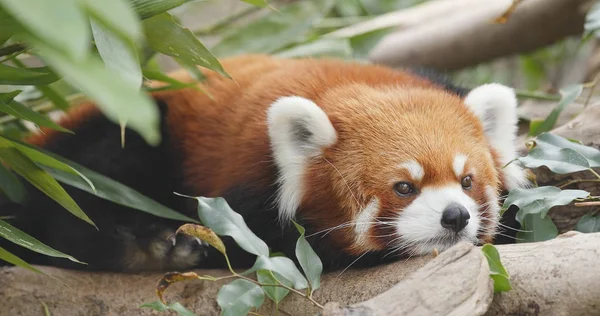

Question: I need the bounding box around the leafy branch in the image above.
[141,197,325,316]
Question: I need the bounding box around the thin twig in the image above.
[558,179,600,189]
[494,0,523,23]
[575,201,600,207]
[515,89,561,101]
[589,168,600,180]
[583,72,600,107]
[193,6,262,36]
[0,43,27,58]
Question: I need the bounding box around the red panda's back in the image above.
[151,55,441,196]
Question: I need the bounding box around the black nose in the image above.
[441,203,470,233]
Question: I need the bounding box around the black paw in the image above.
[164,232,210,269]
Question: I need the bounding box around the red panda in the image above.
[0,55,528,272]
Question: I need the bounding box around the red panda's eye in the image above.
[461,176,473,189]
[394,182,415,196]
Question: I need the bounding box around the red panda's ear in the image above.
[266,96,337,222]
[463,84,529,190]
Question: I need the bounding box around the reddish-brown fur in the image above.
[26,55,503,258]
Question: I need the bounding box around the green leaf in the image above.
[576,214,600,233]
[217,279,265,316]
[143,13,230,78]
[140,301,195,316]
[256,270,291,304]
[0,139,96,228]
[0,245,45,275]
[348,27,392,60]
[0,162,26,203]
[0,64,60,85]
[516,213,559,242]
[3,136,95,193]
[190,196,269,257]
[501,186,589,223]
[249,255,309,290]
[241,0,269,7]
[0,0,90,60]
[129,0,190,20]
[517,133,600,174]
[0,219,85,264]
[293,221,322,292]
[0,96,72,133]
[6,137,197,223]
[33,37,161,146]
[481,244,512,293]
[36,85,70,111]
[275,38,352,58]
[529,84,583,136]
[143,68,202,92]
[212,0,335,57]
[91,20,142,88]
[79,0,142,44]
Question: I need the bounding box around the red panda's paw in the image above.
[164,232,210,270]
[120,227,209,272]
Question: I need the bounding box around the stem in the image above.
[575,201,600,207]
[235,275,324,309]
[193,6,261,36]
[0,43,27,58]
[583,72,600,108]
[589,168,600,180]
[515,89,561,101]
[558,179,600,189]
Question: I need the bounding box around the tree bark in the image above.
[364,0,591,71]
[2,232,599,316]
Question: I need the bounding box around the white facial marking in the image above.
[354,198,380,247]
[464,83,529,190]
[484,185,500,231]
[452,154,467,178]
[395,185,481,255]
[398,160,424,182]
[267,96,337,223]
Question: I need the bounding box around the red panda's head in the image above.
[266,82,528,259]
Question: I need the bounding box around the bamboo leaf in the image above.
[0,245,45,275]
[0,219,85,264]
[212,0,335,56]
[4,137,197,223]
[0,162,25,203]
[0,95,72,133]
[32,38,161,146]
[0,0,90,60]
[79,0,142,44]
[143,13,230,78]
[0,139,95,228]
[0,64,60,85]
[91,20,142,88]
[129,0,191,20]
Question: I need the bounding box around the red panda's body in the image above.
[1,55,527,272]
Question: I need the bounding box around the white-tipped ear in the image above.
[267,96,337,222]
[464,83,528,190]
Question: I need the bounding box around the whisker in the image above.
[323,157,362,210]
[336,251,369,277]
